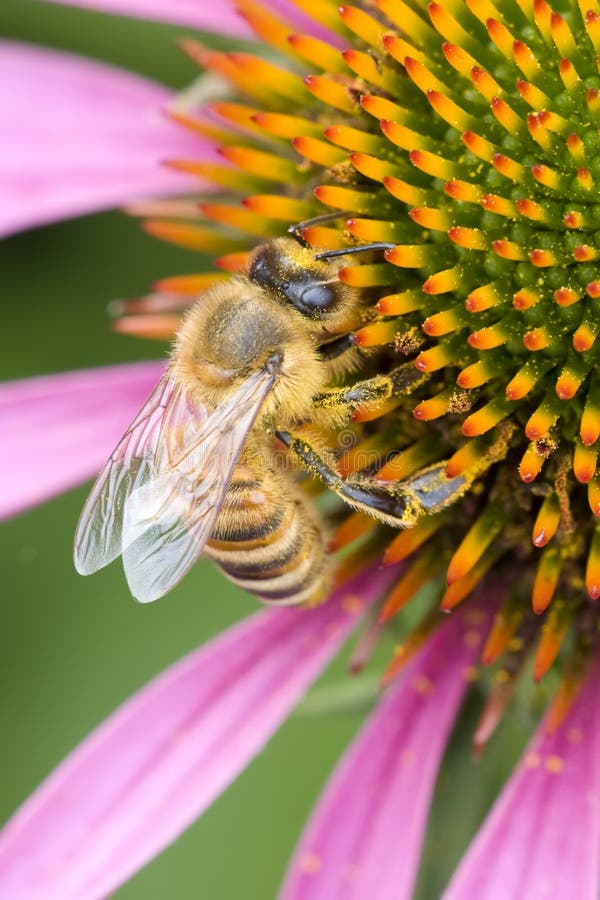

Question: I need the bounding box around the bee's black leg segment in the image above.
[276,431,470,527]
[317,333,356,361]
[314,242,396,261]
[275,430,413,525]
[333,481,411,521]
[275,431,339,488]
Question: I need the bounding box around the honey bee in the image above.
[74,234,468,605]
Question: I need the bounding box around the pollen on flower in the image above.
[525,752,541,770]
[341,863,360,883]
[299,853,322,874]
[462,665,479,683]
[463,630,483,650]
[341,594,363,615]
[398,747,417,768]
[545,755,565,774]
[112,0,600,747]
[412,673,434,696]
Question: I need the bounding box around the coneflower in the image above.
[2,1,600,897]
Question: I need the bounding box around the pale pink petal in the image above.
[444,655,600,900]
[39,0,251,33]
[0,43,208,237]
[0,362,164,519]
[280,605,492,900]
[39,0,344,46]
[0,570,392,900]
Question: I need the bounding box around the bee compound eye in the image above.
[297,283,337,311]
[249,247,280,293]
[285,280,338,317]
[249,253,268,282]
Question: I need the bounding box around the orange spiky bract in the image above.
[120,0,600,744]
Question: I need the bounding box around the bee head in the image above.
[249,237,356,327]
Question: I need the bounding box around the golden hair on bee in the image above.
[171,274,329,427]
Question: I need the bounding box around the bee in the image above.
[74,233,468,605]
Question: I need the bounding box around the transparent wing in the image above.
[74,373,186,576]
[120,367,276,603]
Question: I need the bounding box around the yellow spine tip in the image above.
[523,328,549,351]
[532,498,560,547]
[519,446,544,483]
[413,395,449,420]
[529,248,555,267]
[554,287,580,307]
[513,289,538,310]
[492,239,526,261]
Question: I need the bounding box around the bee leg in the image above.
[317,333,356,361]
[276,431,468,529]
[312,363,428,422]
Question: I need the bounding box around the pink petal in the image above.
[0,42,207,237]
[39,0,249,32]
[280,605,492,900]
[444,655,600,900]
[0,570,392,900]
[0,362,164,519]
[39,0,341,43]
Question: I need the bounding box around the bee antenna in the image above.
[314,242,396,261]
[288,211,348,246]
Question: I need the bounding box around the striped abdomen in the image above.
[206,442,331,605]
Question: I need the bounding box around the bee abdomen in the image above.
[207,466,330,605]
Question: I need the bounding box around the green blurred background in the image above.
[0,4,532,896]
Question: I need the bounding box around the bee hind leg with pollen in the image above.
[274,430,470,531]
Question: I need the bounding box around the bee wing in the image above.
[74,372,183,576]
[120,367,276,603]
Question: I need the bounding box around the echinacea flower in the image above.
[3,0,600,897]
